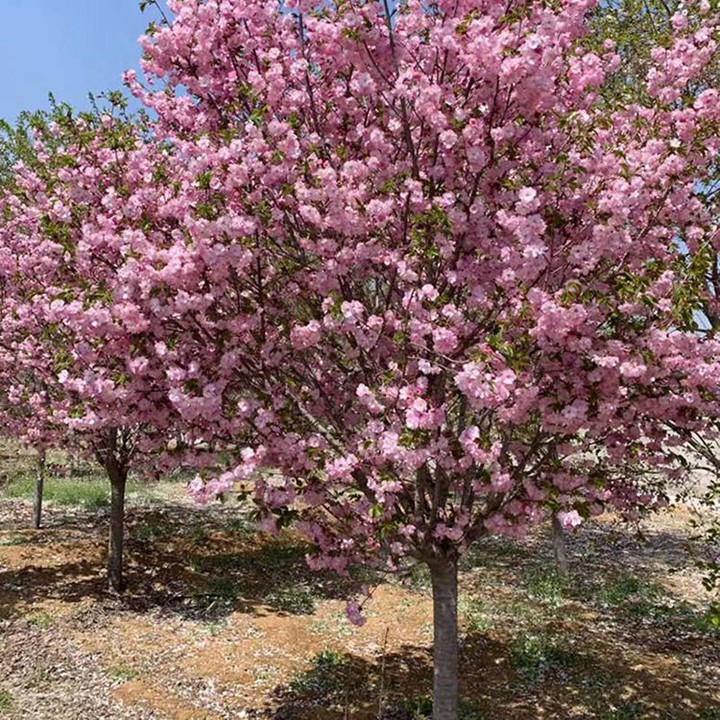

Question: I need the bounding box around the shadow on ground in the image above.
[252,632,720,720]
[0,503,368,622]
[1,500,718,720]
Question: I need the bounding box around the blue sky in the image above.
[0,1,167,122]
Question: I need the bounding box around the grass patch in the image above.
[185,525,209,543]
[400,562,432,591]
[108,663,141,684]
[1,473,144,510]
[204,620,229,636]
[460,536,525,571]
[224,517,254,534]
[194,538,308,574]
[266,585,316,614]
[287,651,353,700]
[0,689,14,710]
[597,573,660,608]
[697,711,720,720]
[601,701,643,720]
[308,612,355,640]
[191,535,354,615]
[524,569,567,607]
[459,595,494,633]
[589,574,719,633]
[509,632,586,684]
[133,521,170,543]
[0,535,30,546]
[401,695,486,719]
[204,576,243,605]
[591,573,682,622]
[696,605,720,633]
[27,612,53,629]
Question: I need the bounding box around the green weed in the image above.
[108,663,141,684]
[27,613,53,629]
[403,695,486,719]
[133,521,169,543]
[287,651,350,700]
[601,700,643,720]
[0,689,14,710]
[509,632,585,684]
[597,573,659,607]
[266,585,316,614]
[524,569,567,607]
[459,595,494,633]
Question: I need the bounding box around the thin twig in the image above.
[377,627,390,719]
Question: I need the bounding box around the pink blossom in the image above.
[345,601,366,627]
[557,510,583,531]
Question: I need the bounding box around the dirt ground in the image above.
[0,490,718,720]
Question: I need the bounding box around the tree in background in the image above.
[0,102,89,529]
[0,98,178,591]
[591,0,720,612]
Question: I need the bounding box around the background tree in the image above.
[591,0,720,612]
[0,100,80,529]
[0,98,178,591]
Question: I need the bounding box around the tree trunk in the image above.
[107,462,128,594]
[32,449,46,530]
[429,557,459,720]
[552,515,569,580]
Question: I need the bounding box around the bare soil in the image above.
[0,494,718,720]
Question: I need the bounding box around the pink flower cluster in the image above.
[0,0,718,584]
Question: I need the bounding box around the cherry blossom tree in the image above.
[106,0,720,714]
[592,0,720,608]
[1,0,718,713]
[0,104,76,529]
[0,101,179,591]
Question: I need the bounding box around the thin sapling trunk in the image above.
[32,448,46,530]
[429,557,459,720]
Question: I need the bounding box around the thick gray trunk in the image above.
[552,516,569,579]
[430,557,459,720]
[32,449,46,530]
[107,463,127,593]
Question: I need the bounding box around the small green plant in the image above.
[266,585,316,614]
[460,536,523,570]
[602,700,643,720]
[309,613,355,640]
[32,669,53,685]
[459,595,493,633]
[697,710,720,720]
[133,521,169,543]
[403,695,485,719]
[404,562,432,590]
[524,569,567,607]
[27,613,53,629]
[0,535,29,546]
[598,574,677,620]
[288,650,349,700]
[509,632,583,684]
[207,575,242,602]
[108,664,141,684]
[698,603,720,632]
[224,517,253,534]
[204,620,227,636]
[0,689,14,710]
[597,573,662,611]
[187,525,209,542]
